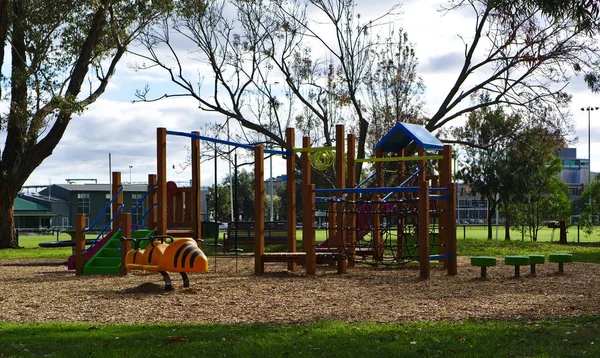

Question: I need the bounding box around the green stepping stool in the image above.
[549,253,573,274]
[528,255,545,276]
[504,256,530,278]
[471,256,497,279]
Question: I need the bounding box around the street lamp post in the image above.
[129,165,133,184]
[581,106,598,223]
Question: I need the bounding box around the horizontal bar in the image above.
[355,155,444,163]
[165,130,286,155]
[315,187,450,195]
[314,187,420,194]
[291,146,336,153]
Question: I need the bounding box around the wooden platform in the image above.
[261,252,346,265]
[166,229,195,237]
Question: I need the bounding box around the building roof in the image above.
[15,197,55,216]
[51,184,152,192]
[375,122,444,153]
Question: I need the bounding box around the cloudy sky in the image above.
[14,1,600,190]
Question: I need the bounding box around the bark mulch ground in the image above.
[1,256,598,324]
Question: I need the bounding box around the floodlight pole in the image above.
[581,106,598,224]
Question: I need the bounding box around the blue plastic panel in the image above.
[375,122,444,152]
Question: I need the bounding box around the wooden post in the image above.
[112,172,122,230]
[147,174,157,231]
[418,147,427,182]
[418,180,430,280]
[375,148,383,187]
[347,133,356,267]
[301,137,316,275]
[447,183,458,275]
[254,146,265,275]
[327,202,337,247]
[373,195,382,262]
[286,128,297,270]
[120,213,132,276]
[335,125,347,274]
[157,128,167,236]
[397,148,405,259]
[75,214,86,276]
[191,131,201,241]
[305,185,317,275]
[559,220,567,244]
[438,145,452,267]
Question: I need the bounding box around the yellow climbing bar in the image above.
[355,155,444,163]
[291,146,336,153]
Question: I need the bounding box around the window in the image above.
[131,193,144,227]
[77,193,90,214]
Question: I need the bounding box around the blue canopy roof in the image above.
[375,122,444,152]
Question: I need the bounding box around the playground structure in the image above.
[253,123,457,279]
[71,122,456,281]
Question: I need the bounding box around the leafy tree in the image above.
[205,183,231,222]
[510,169,571,241]
[579,177,600,237]
[222,169,255,221]
[455,104,519,240]
[0,0,168,248]
[501,120,566,240]
[429,0,599,132]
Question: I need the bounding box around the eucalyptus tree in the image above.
[428,0,600,133]
[0,0,169,248]
[131,0,424,185]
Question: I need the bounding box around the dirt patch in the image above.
[1,256,599,324]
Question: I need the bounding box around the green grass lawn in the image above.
[1,318,599,357]
[456,224,600,242]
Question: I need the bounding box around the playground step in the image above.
[504,256,530,278]
[471,256,497,279]
[100,248,121,257]
[88,257,121,266]
[83,265,121,275]
[549,253,573,274]
[528,255,545,276]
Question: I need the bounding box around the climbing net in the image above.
[318,196,443,265]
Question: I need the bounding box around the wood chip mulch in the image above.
[1,256,598,324]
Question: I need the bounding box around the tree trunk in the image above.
[0,183,18,248]
[502,195,511,240]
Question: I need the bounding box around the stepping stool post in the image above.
[504,256,530,278]
[528,255,545,276]
[549,254,573,274]
[471,256,497,279]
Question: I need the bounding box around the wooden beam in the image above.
[191,131,201,240]
[111,171,122,230]
[286,128,297,271]
[335,125,347,274]
[120,213,131,276]
[157,128,167,236]
[75,214,86,276]
[418,180,430,279]
[147,174,157,231]
[254,146,265,275]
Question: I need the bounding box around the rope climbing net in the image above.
[318,196,444,265]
